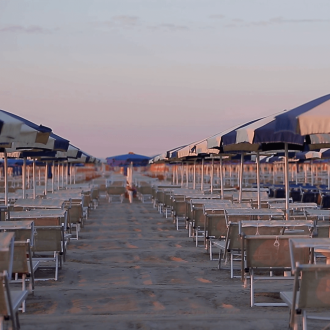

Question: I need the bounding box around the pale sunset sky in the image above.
[1,0,329,158]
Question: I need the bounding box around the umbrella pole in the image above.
[65,161,68,187]
[201,158,204,191]
[57,162,60,190]
[210,158,214,194]
[70,163,72,185]
[51,161,54,193]
[220,156,224,199]
[238,154,244,203]
[186,163,189,188]
[256,151,261,209]
[295,163,298,185]
[4,150,8,206]
[193,160,196,190]
[32,159,36,199]
[44,162,48,196]
[176,165,179,185]
[74,165,76,184]
[284,143,290,220]
[180,162,184,187]
[22,158,26,199]
[310,159,314,186]
[61,162,64,188]
[27,166,30,189]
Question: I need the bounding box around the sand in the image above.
[18,198,307,330]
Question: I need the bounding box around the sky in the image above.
[0,0,330,158]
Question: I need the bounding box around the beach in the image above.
[19,197,295,330]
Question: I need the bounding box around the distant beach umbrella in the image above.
[106,153,151,167]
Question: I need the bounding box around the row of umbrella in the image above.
[151,93,330,219]
[0,109,100,204]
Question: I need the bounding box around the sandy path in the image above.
[19,199,296,330]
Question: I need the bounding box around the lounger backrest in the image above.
[172,198,187,218]
[82,194,91,208]
[12,241,29,274]
[33,226,62,253]
[315,223,330,238]
[4,229,32,242]
[0,251,11,277]
[68,204,83,224]
[245,235,310,268]
[193,207,205,228]
[32,218,61,226]
[107,186,126,195]
[138,186,152,195]
[164,191,172,208]
[91,188,99,200]
[205,210,226,238]
[0,272,9,316]
[298,265,330,309]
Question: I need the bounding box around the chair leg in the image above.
[302,311,307,330]
[250,269,254,307]
[21,274,26,313]
[55,253,59,281]
[209,241,213,260]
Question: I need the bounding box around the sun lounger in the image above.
[0,221,35,247]
[281,263,330,329]
[243,233,311,307]
[11,240,39,312]
[32,225,64,281]
[13,198,66,210]
[0,270,29,330]
[0,233,15,279]
[107,186,125,203]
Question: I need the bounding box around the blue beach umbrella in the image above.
[275,94,330,138]
[106,153,151,167]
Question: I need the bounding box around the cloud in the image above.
[93,16,140,29]
[209,14,225,20]
[0,25,52,34]
[245,16,330,27]
[112,15,140,27]
[148,23,189,32]
[94,16,189,32]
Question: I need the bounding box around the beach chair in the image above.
[137,185,153,203]
[107,186,125,203]
[68,202,83,240]
[243,234,310,307]
[11,240,39,312]
[91,188,99,209]
[281,264,330,330]
[82,193,92,219]
[0,270,28,330]
[171,196,186,231]
[32,225,64,281]
[205,209,227,260]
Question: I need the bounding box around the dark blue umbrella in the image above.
[106,153,151,167]
[275,94,330,136]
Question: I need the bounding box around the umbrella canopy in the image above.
[0,110,51,145]
[207,119,261,151]
[177,137,219,159]
[107,153,151,167]
[275,94,330,136]
[220,111,308,153]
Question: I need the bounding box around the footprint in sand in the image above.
[197,278,212,284]
[170,256,188,263]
